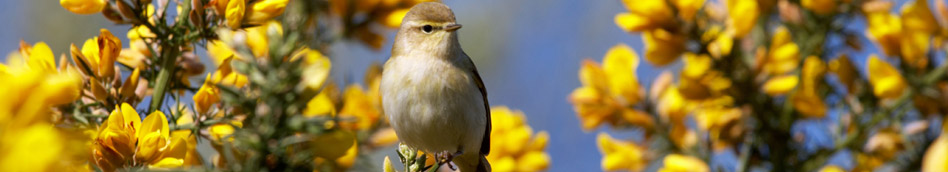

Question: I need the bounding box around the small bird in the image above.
[380,2,491,172]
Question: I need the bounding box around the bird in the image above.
[380,2,491,172]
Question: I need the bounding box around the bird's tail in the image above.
[454,153,491,172]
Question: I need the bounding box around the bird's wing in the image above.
[466,54,491,156]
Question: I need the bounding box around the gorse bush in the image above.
[2,0,551,171]
[570,0,948,171]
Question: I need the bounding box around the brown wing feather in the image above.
[467,56,491,156]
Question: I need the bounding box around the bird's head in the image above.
[392,2,463,57]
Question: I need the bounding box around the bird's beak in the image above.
[445,24,462,32]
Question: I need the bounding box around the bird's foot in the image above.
[436,150,463,171]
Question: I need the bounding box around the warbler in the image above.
[380,2,491,172]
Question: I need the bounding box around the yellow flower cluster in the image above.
[486,106,551,171]
[0,41,86,171]
[92,103,200,171]
[596,133,647,171]
[865,0,942,68]
[613,0,698,66]
[71,29,148,106]
[303,64,399,170]
[209,0,289,28]
[569,44,654,131]
[196,22,288,114]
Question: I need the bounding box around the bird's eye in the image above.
[422,25,433,33]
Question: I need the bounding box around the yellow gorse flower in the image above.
[310,129,356,160]
[694,96,742,141]
[791,56,827,118]
[597,133,647,171]
[210,57,249,88]
[569,44,652,131]
[138,111,190,168]
[118,26,156,69]
[901,0,940,35]
[338,83,382,130]
[763,26,800,75]
[381,8,412,28]
[864,0,938,69]
[922,131,948,171]
[0,41,85,172]
[679,53,731,100]
[899,0,938,68]
[245,21,282,57]
[2,42,83,109]
[226,0,247,28]
[867,55,907,99]
[208,40,236,65]
[487,106,551,172]
[643,29,686,66]
[214,21,283,60]
[60,0,106,15]
[602,44,642,105]
[221,0,289,28]
[193,57,247,114]
[673,0,707,22]
[245,0,289,25]
[71,28,121,79]
[762,75,799,95]
[801,0,837,15]
[291,48,332,92]
[570,60,618,130]
[171,109,205,167]
[658,86,690,124]
[304,87,336,117]
[658,154,709,172]
[194,74,222,114]
[866,12,902,57]
[726,0,759,38]
[614,0,675,32]
[93,103,140,171]
[93,103,193,171]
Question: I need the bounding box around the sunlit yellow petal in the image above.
[304,91,335,117]
[60,0,106,14]
[658,154,709,172]
[245,0,289,24]
[763,75,799,96]
[225,0,246,28]
[602,44,641,104]
[867,55,907,99]
[727,0,758,38]
[819,165,846,172]
[382,8,411,28]
[26,42,56,72]
[922,133,948,171]
[643,29,685,66]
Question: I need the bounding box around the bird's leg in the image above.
[442,149,464,171]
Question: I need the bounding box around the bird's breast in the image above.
[380,56,487,153]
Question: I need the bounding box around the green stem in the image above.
[149,48,180,112]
